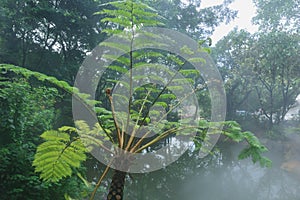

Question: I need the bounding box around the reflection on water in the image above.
[120,139,300,200]
[179,160,300,200]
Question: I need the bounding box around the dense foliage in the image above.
[29,1,270,199]
[213,0,300,131]
[2,0,298,199]
[0,76,89,199]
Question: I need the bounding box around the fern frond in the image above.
[107,65,128,73]
[0,64,100,108]
[101,17,132,27]
[102,29,124,35]
[101,9,133,19]
[97,0,164,35]
[188,57,207,64]
[195,121,272,168]
[179,69,200,77]
[32,130,87,182]
[102,54,130,65]
[75,121,115,153]
[101,41,131,53]
[133,51,164,60]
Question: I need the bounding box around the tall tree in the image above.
[250,31,300,128]
[0,0,237,82]
[251,0,300,127]
[214,29,300,129]
[0,0,106,82]
[143,0,237,41]
[253,0,300,32]
[212,29,256,120]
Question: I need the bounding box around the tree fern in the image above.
[92,0,202,152]
[1,0,272,199]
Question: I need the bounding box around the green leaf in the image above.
[179,69,200,77]
[153,101,168,108]
[103,54,130,66]
[188,57,206,64]
[180,45,194,55]
[32,130,87,182]
[159,93,177,100]
[107,65,128,73]
[100,42,130,53]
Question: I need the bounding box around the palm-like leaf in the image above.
[32,130,87,182]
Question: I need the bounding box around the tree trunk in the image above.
[107,170,126,200]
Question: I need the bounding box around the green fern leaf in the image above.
[0,64,101,109]
[179,69,200,77]
[188,57,207,64]
[32,130,87,182]
[102,54,130,66]
[107,65,129,73]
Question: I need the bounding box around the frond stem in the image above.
[89,160,113,200]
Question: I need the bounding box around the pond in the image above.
[91,138,300,200]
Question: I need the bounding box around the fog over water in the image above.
[120,134,300,200]
[177,145,300,200]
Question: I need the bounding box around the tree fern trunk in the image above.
[107,170,126,200]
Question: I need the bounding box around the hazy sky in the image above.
[201,0,258,43]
